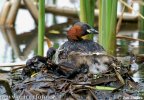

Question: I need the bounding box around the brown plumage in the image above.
[67,22,98,41]
[67,25,83,41]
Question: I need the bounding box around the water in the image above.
[0,0,141,62]
[0,0,144,91]
[0,0,77,63]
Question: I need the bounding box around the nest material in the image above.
[10,55,140,100]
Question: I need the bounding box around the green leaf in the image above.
[99,0,118,55]
[95,86,116,91]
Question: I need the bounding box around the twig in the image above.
[86,91,93,100]
[89,89,97,100]
[110,63,125,85]
[0,80,14,100]
[119,0,144,19]
[116,5,125,33]
[117,35,144,42]
[44,36,53,48]
[0,62,25,67]
[11,66,25,72]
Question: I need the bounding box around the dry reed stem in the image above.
[116,6,125,33]
[119,0,144,19]
[117,35,144,42]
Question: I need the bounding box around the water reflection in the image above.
[0,22,69,63]
[0,26,37,62]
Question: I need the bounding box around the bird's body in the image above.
[55,22,112,75]
[55,40,105,64]
[55,40,113,74]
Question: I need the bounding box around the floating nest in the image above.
[0,50,143,100]
[12,57,142,99]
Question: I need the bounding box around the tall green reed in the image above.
[38,0,45,56]
[99,0,118,55]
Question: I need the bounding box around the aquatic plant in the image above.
[138,0,144,54]
[99,0,118,55]
[38,0,45,56]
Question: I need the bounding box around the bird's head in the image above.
[47,47,56,60]
[67,22,98,41]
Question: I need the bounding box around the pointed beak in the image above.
[86,28,99,34]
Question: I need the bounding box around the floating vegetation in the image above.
[0,47,141,100]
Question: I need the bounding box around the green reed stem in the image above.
[99,0,118,55]
[138,0,144,53]
[38,0,45,56]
